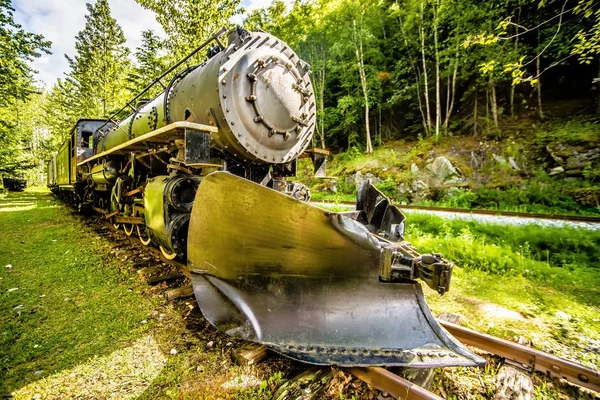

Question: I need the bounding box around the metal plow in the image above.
[187,172,484,367]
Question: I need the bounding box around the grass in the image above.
[0,188,158,396]
[0,188,305,400]
[405,214,600,370]
[403,213,600,398]
[2,188,598,399]
[303,121,600,216]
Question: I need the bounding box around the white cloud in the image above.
[12,0,164,88]
[12,0,295,88]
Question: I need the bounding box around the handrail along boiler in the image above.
[47,27,483,368]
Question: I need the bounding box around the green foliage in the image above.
[127,30,169,97]
[135,0,241,60]
[0,0,50,176]
[0,0,50,107]
[374,176,397,198]
[65,0,131,118]
[236,371,285,399]
[407,214,600,278]
[535,120,600,145]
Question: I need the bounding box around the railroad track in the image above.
[313,201,600,224]
[91,213,599,399]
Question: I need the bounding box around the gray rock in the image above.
[354,171,381,191]
[445,176,464,185]
[410,163,419,174]
[33,370,43,377]
[424,156,460,182]
[547,143,600,171]
[411,180,429,202]
[509,157,521,171]
[324,179,337,193]
[344,175,354,189]
[412,180,429,192]
[397,183,411,198]
[493,154,507,164]
[549,166,564,176]
[494,365,533,400]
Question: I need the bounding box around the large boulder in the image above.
[424,156,461,183]
[353,171,381,191]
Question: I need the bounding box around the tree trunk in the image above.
[485,85,490,134]
[597,56,600,114]
[378,104,382,145]
[511,8,521,117]
[434,0,441,142]
[473,90,478,137]
[536,57,544,120]
[415,72,428,134]
[491,84,499,129]
[510,86,515,117]
[419,3,432,137]
[537,28,544,120]
[444,40,459,130]
[318,61,326,149]
[353,19,373,153]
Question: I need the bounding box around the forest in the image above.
[1,0,599,186]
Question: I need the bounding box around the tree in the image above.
[135,0,241,59]
[65,0,131,118]
[0,0,50,107]
[127,30,168,97]
[0,0,50,177]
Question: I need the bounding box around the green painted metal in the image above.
[56,140,70,185]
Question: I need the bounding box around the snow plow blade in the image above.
[187,172,484,367]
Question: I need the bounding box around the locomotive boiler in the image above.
[47,27,483,368]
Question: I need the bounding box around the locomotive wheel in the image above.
[134,208,151,245]
[124,224,134,236]
[160,246,178,260]
[138,227,151,245]
[123,204,134,236]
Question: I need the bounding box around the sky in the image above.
[12,0,276,89]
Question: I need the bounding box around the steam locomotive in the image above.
[47,27,483,368]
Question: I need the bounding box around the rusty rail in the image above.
[347,367,442,400]
[439,320,600,393]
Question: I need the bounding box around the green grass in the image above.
[0,188,157,395]
[406,214,600,371]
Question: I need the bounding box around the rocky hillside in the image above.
[304,121,600,215]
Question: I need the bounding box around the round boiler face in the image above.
[219,33,316,164]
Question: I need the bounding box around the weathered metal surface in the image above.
[79,122,217,166]
[2,178,26,191]
[90,161,120,184]
[144,174,200,259]
[187,172,484,367]
[183,128,211,165]
[56,140,71,185]
[94,29,315,165]
[439,321,600,393]
[114,216,144,224]
[347,367,443,400]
